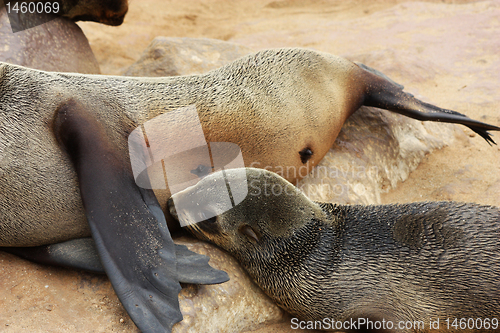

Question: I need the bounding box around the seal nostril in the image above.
[240,225,260,242]
[299,147,313,164]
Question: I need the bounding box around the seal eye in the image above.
[190,164,211,178]
[299,147,313,164]
[240,225,260,242]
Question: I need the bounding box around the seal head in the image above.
[169,167,330,253]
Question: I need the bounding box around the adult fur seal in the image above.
[169,168,500,332]
[1,48,499,332]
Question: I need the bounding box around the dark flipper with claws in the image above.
[358,63,500,145]
[50,99,228,333]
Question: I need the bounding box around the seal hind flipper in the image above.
[358,64,500,145]
[0,238,104,273]
[354,61,406,91]
[53,99,182,332]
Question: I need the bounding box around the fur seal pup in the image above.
[169,167,500,332]
[1,48,499,332]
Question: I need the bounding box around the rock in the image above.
[172,237,285,333]
[298,105,461,204]
[0,7,100,74]
[124,37,252,77]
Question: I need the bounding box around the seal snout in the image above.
[167,195,193,227]
[168,191,215,228]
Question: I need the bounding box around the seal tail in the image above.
[357,63,500,145]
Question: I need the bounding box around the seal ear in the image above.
[240,225,260,242]
[53,99,228,333]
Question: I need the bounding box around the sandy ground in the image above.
[1,0,499,332]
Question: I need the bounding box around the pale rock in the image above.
[125,37,252,77]
[172,237,285,333]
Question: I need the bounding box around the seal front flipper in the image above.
[358,64,500,145]
[54,99,183,333]
[135,158,229,286]
[175,244,229,284]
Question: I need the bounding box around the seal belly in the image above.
[0,65,138,246]
[0,68,88,246]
